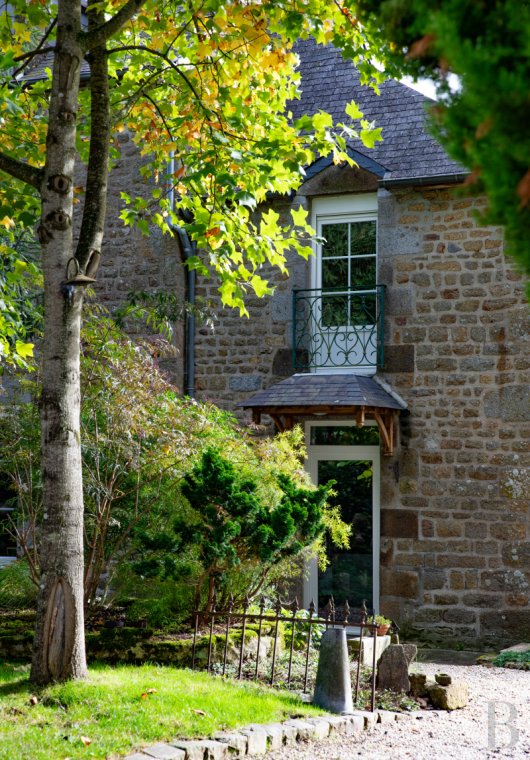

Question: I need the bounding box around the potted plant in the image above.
[374,614,392,636]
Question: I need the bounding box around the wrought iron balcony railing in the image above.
[292,285,386,371]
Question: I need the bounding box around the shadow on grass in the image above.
[0,676,32,697]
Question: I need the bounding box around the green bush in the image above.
[1,313,350,623]
[0,560,37,610]
[130,448,333,615]
[492,650,530,668]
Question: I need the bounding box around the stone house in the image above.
[3,40,528,648]
[185,41,529,647]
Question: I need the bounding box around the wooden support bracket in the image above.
[373,409,396,456]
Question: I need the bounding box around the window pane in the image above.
[350,256,376,290]
[350,292,377,325]
[310,426,380,445]
[321,223,348,258]
[350,220,376,257]
[322,258,348,290]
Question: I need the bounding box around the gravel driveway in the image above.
[267,662,530,760]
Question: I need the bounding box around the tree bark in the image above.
[30,0,87,684]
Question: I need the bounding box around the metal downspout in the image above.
[168,153,196,399]
[175,227,196,399]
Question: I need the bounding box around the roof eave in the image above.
[379,171,469,189]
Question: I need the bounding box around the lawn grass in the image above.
[0,661,323,760]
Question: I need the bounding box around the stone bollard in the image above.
[313,628,353,713]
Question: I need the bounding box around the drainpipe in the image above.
[175,227,196,399]
[168,153,196,398]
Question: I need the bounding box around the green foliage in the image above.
[0,560,37,610]
[492,650,530,669]
[356,0,530,279]
[281,608,325,651]
[0,0,386,318]
[0,315,348,617]
[132,447,333,611]
[0,231,42,371]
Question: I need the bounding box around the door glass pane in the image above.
[321,258,348,290]
[321,223,348,258]
[321,292,348,327]
[350,256,376,290]
[310,426,380,446]
[350,220,376,257]
[318,460,373,611]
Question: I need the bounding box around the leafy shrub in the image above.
[130,448,333,614]
[492,650,530,668]
[1,312,350,622]
[0,560,37,610]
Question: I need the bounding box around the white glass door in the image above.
[311,195,378,373]
[304,423,380,614]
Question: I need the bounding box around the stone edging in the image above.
[124,709,407,760]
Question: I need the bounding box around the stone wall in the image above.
[376,187,530,647]
[91,132,186,386]
[193,196,309,411]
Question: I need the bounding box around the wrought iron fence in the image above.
[191,597,387,711]
[292,286,386,371]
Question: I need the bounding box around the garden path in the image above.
[266,661,530,760]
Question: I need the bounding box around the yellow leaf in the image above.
[291,205,308,228]
[15,342,34,360]
[0,216,15,229]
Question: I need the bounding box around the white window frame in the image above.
[310,194,378,291]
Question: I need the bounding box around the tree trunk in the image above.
[30,0,87,684]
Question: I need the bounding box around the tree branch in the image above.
[11,17,57,79]
[75,0,111,270]
[0,151,43,189]
[80,0,148,50]
[107,44,204,105]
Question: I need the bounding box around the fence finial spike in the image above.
[343,599,350,626]
[292,597,299,612]
[259,594,266,612]
[361,599,368,622]
[309,599,316,615]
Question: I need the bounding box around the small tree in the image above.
[132,447,333,614]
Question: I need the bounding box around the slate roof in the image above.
[292,38,465,183]
[241,374,406,411]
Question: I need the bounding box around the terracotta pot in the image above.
[377,624,390,636]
